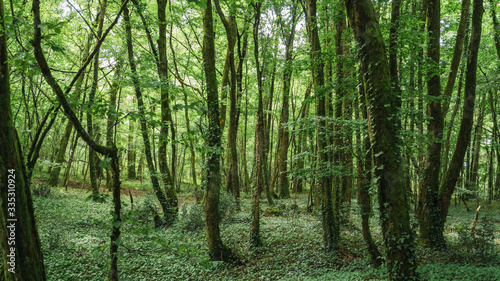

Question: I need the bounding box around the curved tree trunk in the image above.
[32,0,128,278]
[345,0,418,278]
[439,0,484,234]
[123,4,172,223]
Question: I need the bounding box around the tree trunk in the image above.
[214,0,240,201]
[275,2,298,199]
[105,61,121,191]
[87,0,108,201]
[443,0,471,115]
[306,0,338,253]
[250,2,264,248]
[1,1,46,277]
[32,0,127,277]
[293,83,312,194]
[157,0,178,224]
[489,0,500,60]
[417,0,446,248]
[438,0,484,244]
[356,74,382,267]
[127,110,136,180]
[345,0,418,278]
[469,96,486,195]
[123,3,172,223]
[202,0,232,261]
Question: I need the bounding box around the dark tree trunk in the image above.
[1,0,46,277]
[106,61,121,191]
[489,0,500,60]
[123,3,172,222]
[345,0,418,278]
[32,0,127,278]
[443,0,471,115]
[214,0,240,201]
[306,0,338,252]
[417,0,446,248]
[88,0,108,201]
[202,0,232,261]
[157,0,178,224]
[127,112,136,180]
[438,0,484,245]
[250,2,264,248]
[274,2,298,199]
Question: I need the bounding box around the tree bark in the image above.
[306,0,338,252]
[439,0,484,244]
[443,0,471,115]
[105,61,121,191]
[1,0,46,278]
[274,2,298,199]
[417,0,447,248]
[87,0,108,201]
[32,0,127,278]
[123,3,172,223]
[250,2,264,248]
[345,0,418,278]
[214,0,240,201]
[202,0,232,261]
[127,111,136,180]
[157,0,178,224]
[489,0,500,60]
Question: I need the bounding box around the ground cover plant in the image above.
[25,181,500,280]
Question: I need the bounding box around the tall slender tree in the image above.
[305,0,338,252]
[202,0,232,261]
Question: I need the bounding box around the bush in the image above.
[178,203,205,232]
[32,183,51,197]
[131,193,159,227]
[219,191,237,222]
[451,217,498,264]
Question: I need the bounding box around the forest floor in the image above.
[26,180,500,280]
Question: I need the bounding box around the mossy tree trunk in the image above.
[345,0,418,278]
[417,0,445,249]
[157,0,178,224]
[202,0,232,261]
[1,0,46,278]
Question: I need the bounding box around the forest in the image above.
[1,0,500,280]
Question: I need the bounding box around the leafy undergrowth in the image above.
[32,186,500,280]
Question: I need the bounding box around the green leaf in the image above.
[113,220,121,228]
